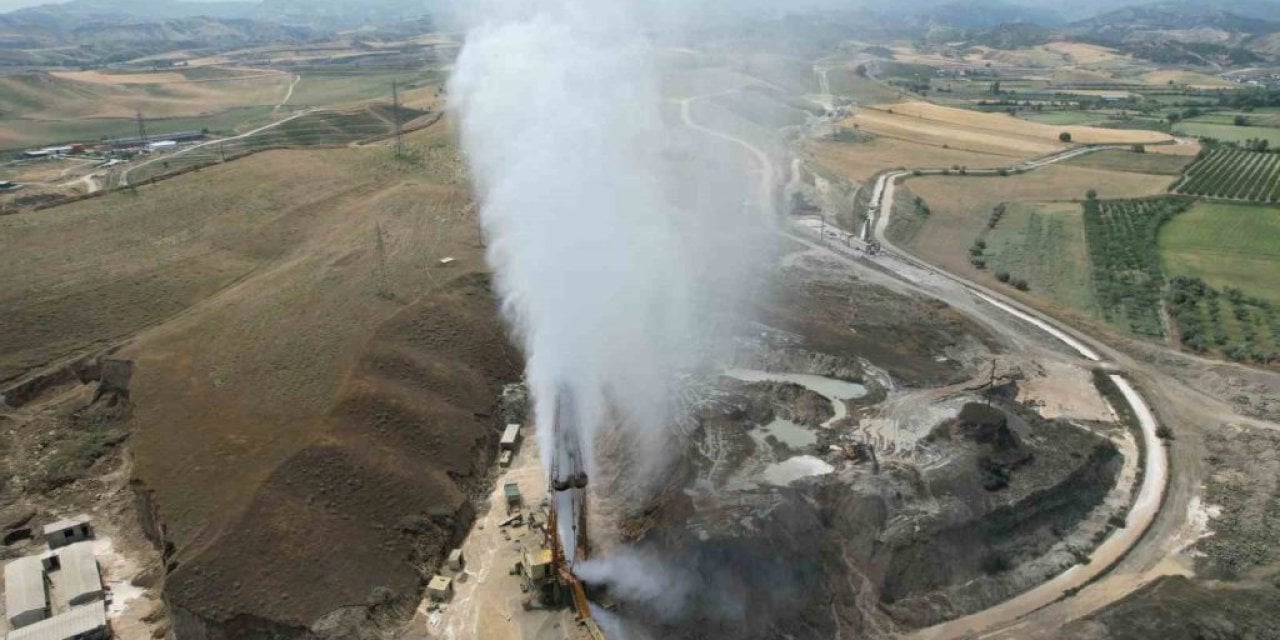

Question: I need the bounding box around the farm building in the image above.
[43,515,92,549]
[4,556,49,629]
[105,130,203,150]
[21,146,75,159]
[5,604,108,640]
[500,424,521,451]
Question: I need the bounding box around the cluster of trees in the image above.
[913,195,931,217]
[1176,148,1280,202]
[988,203,1006,230]
[995,270,1029,291]
[1083,196,1192,338]
[969,238,987,269]
[1168,277,1280,364]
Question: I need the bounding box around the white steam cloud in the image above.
[450,0,771,481]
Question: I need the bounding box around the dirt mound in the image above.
[165,284,518,638]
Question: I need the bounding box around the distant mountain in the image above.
[0,0,446,66]
[1065,3,1279,66]
[1150,0,1280,23]
[1069,5,1280,40]
[7,0,259,22]
[919,0,1065,29]
[973,22,1055,49]
[252,0,435,29]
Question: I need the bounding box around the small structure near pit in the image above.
[43,515,93,550]
[500,423,521,451]
[446,548,464,572]
[427,575,454,601]
[504,482,522,513]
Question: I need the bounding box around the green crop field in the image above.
[1160,202,1280,304]
[1174,148,1280,202]
[1084,196,1193,338]
[1065,149,1193,176]
[286,71,437,108]
[1174,121,1280,146]
[983,202,1100,315]
[1016,110,1110,126]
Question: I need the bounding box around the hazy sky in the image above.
[0,0,62,10]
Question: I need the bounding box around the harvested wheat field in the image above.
[0,120,520,638]
[808,136,1009,182]
[1141,69,1237,89]
[1043,41,1126,65]
[858,102,1176,152]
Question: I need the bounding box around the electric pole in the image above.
[374,222,390,299]
[135,111,148,148]
[391,81,403,157]
[986,359,998,405]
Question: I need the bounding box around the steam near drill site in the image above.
[450,0,770,483]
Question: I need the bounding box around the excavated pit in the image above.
[589,267,1124,639]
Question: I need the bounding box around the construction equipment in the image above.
[544,387,602,626]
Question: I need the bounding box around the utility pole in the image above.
[135,111,148,148]
[986,359,998,405]
[374,222,390,299]
[391,81,403,158]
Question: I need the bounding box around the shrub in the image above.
[996,271,1011,283]
[1059,131,1072,142]
[1013,278,1030,291]
[1086,189,1098,200]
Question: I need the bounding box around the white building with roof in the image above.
[6,605,107,640]
[42,542,103,609]
[3,556,48,629]
[3,519,108,640]
[42,516,92,550]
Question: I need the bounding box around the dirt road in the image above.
[119,108,317,187]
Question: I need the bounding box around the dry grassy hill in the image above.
[0,121,520,637]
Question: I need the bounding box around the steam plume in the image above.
[450,0,770,480]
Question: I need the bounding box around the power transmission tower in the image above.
[374,222,391,299]
[135,111,148,148]
[391,81,404,158]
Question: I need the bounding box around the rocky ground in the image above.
[585,259,1131,640]
[1063,421,1280,640]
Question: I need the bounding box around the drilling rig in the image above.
[545,388,607,639]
